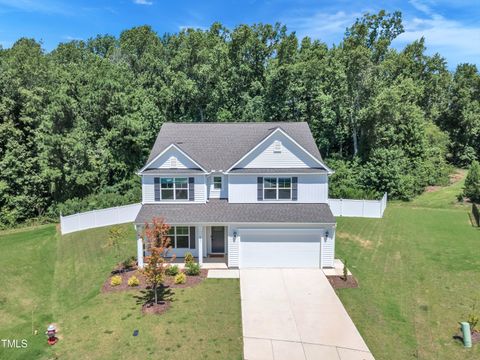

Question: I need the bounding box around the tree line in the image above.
[0,10,479,228]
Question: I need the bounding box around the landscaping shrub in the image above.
[127,275,140,287]
[110,275,122,286]
[343,259,348,281]
[165,265,179,276]
[472,203,479,227]
[122,256,137,270]
[185,262,200,276]
[184,252,194,265]
[464,161,480,203]
[174,273,186,284]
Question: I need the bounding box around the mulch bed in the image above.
[102,265,208,316]
[453,330,480,345]
[102,266,208,293]
[327,275,359,289]
[473,331,480,344]
[164,269,208,288]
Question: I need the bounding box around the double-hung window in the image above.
[168,226,190,248]
[263,177,292,200]
[213,176,222,189]
[161,178,188,200]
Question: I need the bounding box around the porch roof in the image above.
[134,199,335,225]
[229,167,326,174]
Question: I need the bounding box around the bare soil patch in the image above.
[425,185,442,193]
[449,170,465,184]
[142,301,171,315]
[426,170,465,193]
[327,275,359,289]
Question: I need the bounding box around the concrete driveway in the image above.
[240,269,374,360]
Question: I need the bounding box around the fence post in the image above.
[362,199,366,217]
[340,199,343,217]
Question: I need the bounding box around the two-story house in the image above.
[134,122,336,269]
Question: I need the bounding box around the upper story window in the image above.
[168,226,190,248]
[264,177,292,200]
[213,176,222,189]
[161,178,188,200]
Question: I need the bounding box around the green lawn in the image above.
[336,175,480,359]
[0,224,242,360]
[2,174,479,360]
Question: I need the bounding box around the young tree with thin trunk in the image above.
[142,217,176,305]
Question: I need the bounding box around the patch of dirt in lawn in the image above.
[102,268,208,293]
[142,301,171,315]
[327,275,359,289]
[338,232,373,249]
[425,170,465,193]
[449,170,465,184]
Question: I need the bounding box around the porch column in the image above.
[198,226,204,266]
[137,236,144,269]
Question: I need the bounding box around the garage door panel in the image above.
[240,231,321,268]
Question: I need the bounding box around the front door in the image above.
[211,226,225,253]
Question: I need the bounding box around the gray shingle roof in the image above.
[135,200,335,224]
[141,169,204,175]
[143,122,323,172]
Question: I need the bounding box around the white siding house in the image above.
[135,122,337,269]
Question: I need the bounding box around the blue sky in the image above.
[0,0,479,69]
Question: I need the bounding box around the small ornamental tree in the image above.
[142,217,176,305]
[464,160,480,203]
[108,225,125,260]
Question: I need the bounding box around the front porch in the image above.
[136,224,231,269]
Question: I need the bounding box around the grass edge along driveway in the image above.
[335,176,480,360]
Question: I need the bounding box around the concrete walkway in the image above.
[207,269,240,278]
[240,269,374,360]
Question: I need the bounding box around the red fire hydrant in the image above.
[46,324,58,345]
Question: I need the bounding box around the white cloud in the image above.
[178,25,208,31]
[409,0,435,16]
[133,0,153,5]
[395,10,480,66]
[63,35,83,41]
[283,10,362,42]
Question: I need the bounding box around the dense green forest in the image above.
[0,10,479,228]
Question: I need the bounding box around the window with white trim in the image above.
[168,226,190,248]
[213,176,222,189]
[161,178,188,200]
[264,177,292,200]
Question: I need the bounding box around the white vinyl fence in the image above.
[60,203,141,235]
[328,193,387,218]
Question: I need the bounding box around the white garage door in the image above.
[239,229,321,268]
